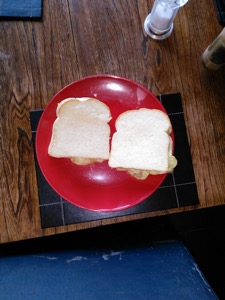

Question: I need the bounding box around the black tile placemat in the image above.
[30,93,199,229]
[0,0,42,18]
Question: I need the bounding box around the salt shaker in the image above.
[144,0,189,40]
[202,28,225,70]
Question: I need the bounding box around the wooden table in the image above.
[0,0,224,244]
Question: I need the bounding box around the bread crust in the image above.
[109,108,177,179]
[48,97,111,163]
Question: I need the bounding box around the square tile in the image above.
[157,93,183,114]
[40,203,65,228]
[176,183,199,207]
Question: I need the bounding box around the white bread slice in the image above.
[108,108,177,179]
[48,97,111,163]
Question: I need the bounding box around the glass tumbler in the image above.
[144,0,189,40]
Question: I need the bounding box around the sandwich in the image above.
[108,108,177,179]
[48,97,112,165]
[48,97,177,179]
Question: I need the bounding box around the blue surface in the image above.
[0,0,42,18]
[0,241,218,300]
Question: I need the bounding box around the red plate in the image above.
[36,75,173,212]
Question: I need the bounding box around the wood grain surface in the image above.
[0,0,224,243]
